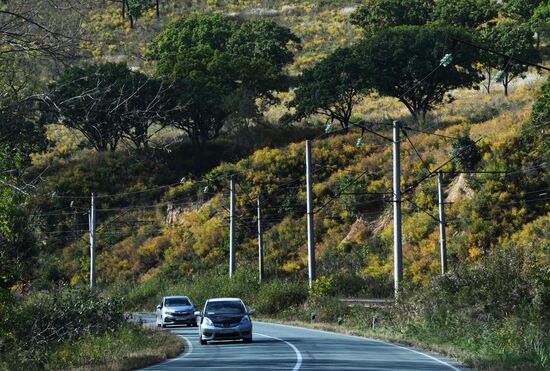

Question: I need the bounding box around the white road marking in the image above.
[258,321,462,371]
[144,334,194,369]
[178,335,194,359]
[255,332,302,371]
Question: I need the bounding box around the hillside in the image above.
[1,0,549,369]
[38,75,547,291]
[81,1,363,73]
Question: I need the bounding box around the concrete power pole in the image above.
[305,140,315,289]
[89,193,96,288]
[229,176,236,278]
[437,171,448,275]
[257,196,264,283]
[392,121,403,295]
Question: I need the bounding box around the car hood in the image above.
[164,305,195,313]
[205,314,246,324]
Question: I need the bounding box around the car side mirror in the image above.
[156,305,162,310]
[194,311,201,317]
[248,309,256,316]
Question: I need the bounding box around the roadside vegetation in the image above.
[0,286,182,370]
[1,0,549,369]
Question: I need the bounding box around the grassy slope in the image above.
[47,324,184,370]
[29,1,549,369]
[81,1,362,72]
[81,77,546,289]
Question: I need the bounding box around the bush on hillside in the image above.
[3,286,124,367]
[388,238,549,369]
[254,280,308,315]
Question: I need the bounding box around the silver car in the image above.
[156,296,197,328]
[195,297,256,345]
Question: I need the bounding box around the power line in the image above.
[403,137,484,194]
[401,125,459,140]
[402,128,431,173]
[50,182,182,199]
[452,37,550,72]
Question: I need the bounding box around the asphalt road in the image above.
[135,314,467,370]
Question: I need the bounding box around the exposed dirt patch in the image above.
[447,173,474,203]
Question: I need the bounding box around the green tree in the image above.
[432,0,499,28]
[147,14,299,146]
[501,0,544,22]
[479,22,540,96]
[0,57,46,157]
[530,2,550,48]
[528,75,550,154]
[356,25,482,124]
[45,63,168,151]
[286,47,371,130]
[130,0,156,27]
[0,147,36,292]
[450,133,482,170]
[350,0,434,33]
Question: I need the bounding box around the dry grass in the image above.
[71,327,184,371]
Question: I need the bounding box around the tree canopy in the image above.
[530,2,550,48]
[286,47,370,130]
[355,25,482,124]
[451,133,482,170]
[479,22,540,96]
[146,14,300,146]
[45,63,168,151]
[350,0,434,33]
[432,0,499,28]
[501,0,545,22]
[528,75,550,154]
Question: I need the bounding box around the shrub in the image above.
[388,242,549,369]
[311,275,334,303]
[254,279,308,315]
[4,286,124,368]
[314,297,350,322]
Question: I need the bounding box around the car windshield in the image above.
[165,298,191,307]
[205,301,245,315]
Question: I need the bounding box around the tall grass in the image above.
[125,268,308,313]
[0,286,182,370]
[45,323,182,371]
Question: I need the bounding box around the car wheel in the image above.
[200,338,207,345]
[161,323,166,328]
[243,337,252,343]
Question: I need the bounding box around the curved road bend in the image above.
[135,314,468,370]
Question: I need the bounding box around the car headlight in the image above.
[165,311,175,315]
[240,316,250,324]
[203,317,213,326]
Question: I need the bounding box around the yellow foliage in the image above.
[469,247,482,260]
[31,124,87,167]
[362,255,392,278]
[282,260,303,273]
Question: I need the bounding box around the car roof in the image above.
[206,297,243,303]
[163,296,190,300]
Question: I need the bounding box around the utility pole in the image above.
[305,140,315,289]
[257,196,264,283]
[392,121,403,296]
[437,171,447,275]
[89,193,96,288]
[229,176,236,278]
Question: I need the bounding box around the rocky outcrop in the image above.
[165,201,203,225]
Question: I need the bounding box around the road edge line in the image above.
[257,321,461,371]
[255,332,302,371]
